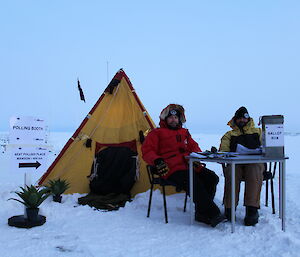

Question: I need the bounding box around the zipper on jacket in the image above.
[165,154,176,160]
[176,134,182,142]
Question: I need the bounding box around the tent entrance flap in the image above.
[89,146,137,195]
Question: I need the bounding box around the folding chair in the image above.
[146,165,188,223]
[222,162,276,214]
[264,162,277,214]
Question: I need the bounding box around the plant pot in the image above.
[26,208,39,222]
[53,195,62,203]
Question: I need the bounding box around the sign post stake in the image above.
[23,172,32,218]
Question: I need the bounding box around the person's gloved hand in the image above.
[154,158,169,176]
[193,161,206,173]
[211,146,218,153]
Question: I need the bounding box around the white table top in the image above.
[188,152,288,164]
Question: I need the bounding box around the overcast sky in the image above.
[1,1,299,134]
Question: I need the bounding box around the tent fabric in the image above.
[95,140,137,153]
[38,69,155,196]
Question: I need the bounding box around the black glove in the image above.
[211,146,218,153]
[154,158,169,176]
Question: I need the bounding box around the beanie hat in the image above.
[234,106,250,119]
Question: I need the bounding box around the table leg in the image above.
[189,158,194,224]
[282,161,286,231]
[279,162,282,219]
[231,163,236,233]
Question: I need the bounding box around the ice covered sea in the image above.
[0,132,299,257]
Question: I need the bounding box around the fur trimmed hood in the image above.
[159,104,186,128]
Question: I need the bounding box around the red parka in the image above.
[141,104,201,178]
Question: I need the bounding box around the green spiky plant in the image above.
[9,185,50,209]
[46,178,70,202]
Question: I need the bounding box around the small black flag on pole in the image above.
[77,78,86,102]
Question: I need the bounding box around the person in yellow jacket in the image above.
[219,106,264,226]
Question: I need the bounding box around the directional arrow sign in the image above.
[11,147,48,174]
[19,161,41,169]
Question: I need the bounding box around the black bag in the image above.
[78,193,130,211]
[89,147,137,196]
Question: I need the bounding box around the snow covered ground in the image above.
[0,132,299,257]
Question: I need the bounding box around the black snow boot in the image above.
[210,213,226,228]
[195,212,211,225]
[244,206,259,226]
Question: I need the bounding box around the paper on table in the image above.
[236,144,262,155]
[190,152,238,158]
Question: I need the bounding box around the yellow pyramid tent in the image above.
[39,69,155,196]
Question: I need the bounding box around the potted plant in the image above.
[46,178,70,203]
[9,185,50,221]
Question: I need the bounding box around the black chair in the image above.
[264,162,277,214]
[222,162,277,214]
[146,165,188,223]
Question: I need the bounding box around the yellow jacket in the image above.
[220,118,261,152]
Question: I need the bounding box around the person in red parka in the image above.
[142,104,224,227]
